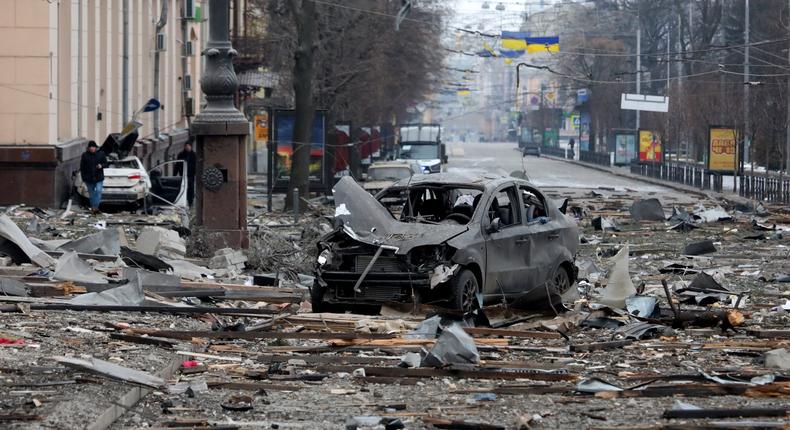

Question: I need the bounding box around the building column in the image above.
[190,0,249,249]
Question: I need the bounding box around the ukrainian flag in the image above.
[526,36,559,53]
[501,31,529,51]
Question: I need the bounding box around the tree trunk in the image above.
[286,0,316,210]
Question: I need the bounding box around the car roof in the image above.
[389,172,534,191]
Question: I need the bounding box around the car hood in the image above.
[333,176,468,255]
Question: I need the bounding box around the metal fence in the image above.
[739,172,790,204]
[541,147,567,158]
[630,161,724,193]
[579,150,611,167]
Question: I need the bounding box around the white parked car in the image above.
[74,157,187,208]
[361,161,420,194]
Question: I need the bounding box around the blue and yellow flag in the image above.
[501,31,529,51]
[526,36,559,53]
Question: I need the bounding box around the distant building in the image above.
[0,0,207,207]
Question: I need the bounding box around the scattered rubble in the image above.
[1,184,789,429]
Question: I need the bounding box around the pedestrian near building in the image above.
[175,141,197,206]
[80,141,107,214]
[569,138,576,159]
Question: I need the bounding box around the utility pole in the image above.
[122,0,129,124]
[744,0,750,169]
[153,0,169,138]
[635,7,641,131]
[786,0,790,174]
[666,20,671,161]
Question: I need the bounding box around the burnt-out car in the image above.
[312,174,579,313]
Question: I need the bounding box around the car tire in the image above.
[553,265,572,294]
[449,268,479,313]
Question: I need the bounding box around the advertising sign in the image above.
[614,131,636,165]
[708,127,739,173]
[272,110,326,190]
[254,112,269,142]
[638,129,662,163]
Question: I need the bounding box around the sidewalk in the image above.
[542,154,751,206]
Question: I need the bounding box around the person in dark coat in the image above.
[175,142,197,206]
[80,141,108,213]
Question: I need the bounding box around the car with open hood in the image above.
[312,173,579,313]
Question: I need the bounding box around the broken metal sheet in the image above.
[54,356,164,388]
[616,321,673,340]
[599,245,635,308]
[29,238,71,251]
[629,198,665,221]
[576,377,623,393]
[421,323,480,367]
[121,246,173,272]
[625,295,657,317]
[332,176,468,255]
[671,400,702,411]
[163,258,212,280]
[659,263,699,275]
[591,216,619,231]
[764,348,790,370]
[430,264,458,288]
[58,228,121,256]
[0,214,56,268]
[53,251,108,285]
[405,315,442,339]
[668,207,693,223]
[669,221,698,232]
[122,268,181,291]
[398,352,422,368]
[69,274,143,306]
[0,277,29,297]
[693,204,733,223]
[683,239,717,256]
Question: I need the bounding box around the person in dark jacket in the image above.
[80,141,108,213]
[175,142,197,206]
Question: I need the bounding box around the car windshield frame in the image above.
[377,183,485,224]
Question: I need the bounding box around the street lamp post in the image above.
[191,0,251,249]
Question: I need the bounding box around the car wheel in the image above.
[450,269,479,313]
[553,265,572,294]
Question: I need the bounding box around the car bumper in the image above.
[100,189,145,203]
[319,271,430,304]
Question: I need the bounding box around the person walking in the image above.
[568,138,576,160]
[175,141,197,206]
[80,141,108,214]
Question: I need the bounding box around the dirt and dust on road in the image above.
[1,171,790,430]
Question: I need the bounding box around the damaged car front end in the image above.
[313,174,579,314]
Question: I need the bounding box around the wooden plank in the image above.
[316,365,579,382]
[463,327,561,339]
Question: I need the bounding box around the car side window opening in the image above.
[488,186,521,227]
[519,186,548,222]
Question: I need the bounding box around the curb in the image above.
[540,154,750,205]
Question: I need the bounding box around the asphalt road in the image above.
[446,141,676,193]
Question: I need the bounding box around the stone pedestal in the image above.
[190,0,250,249]
[192,122,249,249]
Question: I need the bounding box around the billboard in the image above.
[254,113,269,143]
[638,130,662,163]
[614,131,636,165]
[272,110,326,190]
[708,127,739,173]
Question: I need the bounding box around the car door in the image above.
[482,184,530,298]
[519,185,564,286]
[148,160,188,208]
